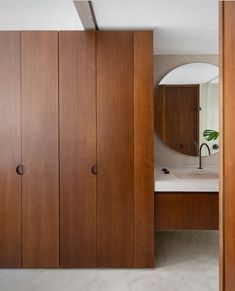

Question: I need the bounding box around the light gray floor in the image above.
[0,231,219,291]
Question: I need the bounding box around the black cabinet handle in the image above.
[16,164,24,176]
[91,165,98,175]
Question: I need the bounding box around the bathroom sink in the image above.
[155,167,219,192]
[172,169,218,180]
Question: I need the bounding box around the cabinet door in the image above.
[59,32,97,267]
[134,31,154,268]
[21,32,59,267]
[97,32,135,267]
[0,32,21,267]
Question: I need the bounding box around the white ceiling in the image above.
[0,0,83,30]
[92,0,219,55]
[0,0,218,55]
[160,63,219,84]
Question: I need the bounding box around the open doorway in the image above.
[153,1,219,290]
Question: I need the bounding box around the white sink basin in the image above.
[172,169,219,180]
[155,167,219,192]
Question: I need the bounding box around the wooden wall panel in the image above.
[220,2,235,290]
[0,32,21,267]
[134,31,154,267]
[97,32,135,267]
[219,2,225,290]
[59,32,97,267]
[21,32,59,267]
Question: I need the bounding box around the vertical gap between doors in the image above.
[20,31,23,267]
[95,31,99,268]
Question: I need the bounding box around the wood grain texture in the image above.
[21,32,59,267]
[59,31,97,267]
[0,32,21,267]
[134,31,154,267]
[155,85,199,156]
[221,2,235,290]
[154,192,219,230]
[219,2,225,291]
[97,31,134,267]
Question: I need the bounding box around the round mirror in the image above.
[155,63,219,157]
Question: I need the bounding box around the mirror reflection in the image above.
[155,63,219,157]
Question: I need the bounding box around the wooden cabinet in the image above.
[0,31,154,268]
[0,32,21,268]
[0,31,59,268]
[97,31,135,267]
[134,32,154,267]
[59,31,154,268]
[154,192,219,230]
[96,31,154,268]
[59,31,97,267]
[21,32,59,268]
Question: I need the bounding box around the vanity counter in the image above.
[155,167,219,192]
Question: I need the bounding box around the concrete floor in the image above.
[0,231,219,291]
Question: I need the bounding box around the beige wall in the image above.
[154,54,219,168]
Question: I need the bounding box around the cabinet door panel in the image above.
[59,31,97,267]
[0,32,21,267]
[21,32,59,267]
[134,31,154,267]
[97,32,134,267]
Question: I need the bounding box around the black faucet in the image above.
[198,143,211,169]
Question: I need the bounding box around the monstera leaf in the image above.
[203,129,219,141]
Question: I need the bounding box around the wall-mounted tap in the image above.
[198,143,211,169]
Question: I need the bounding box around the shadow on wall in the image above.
[154,54,219,168]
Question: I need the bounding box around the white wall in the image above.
[199,82,219,156]
[154,54,219,168]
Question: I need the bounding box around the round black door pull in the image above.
[91,165,98,175]
[16,164,24,175]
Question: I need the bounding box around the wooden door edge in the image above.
[219,1,225,291]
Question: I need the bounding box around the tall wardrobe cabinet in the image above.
[0,31,59,268]
[0,31,154,268]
